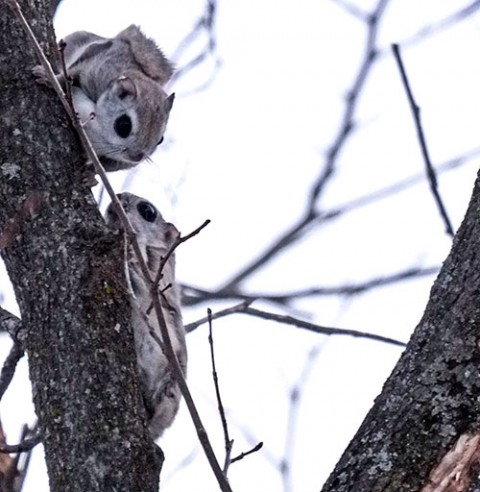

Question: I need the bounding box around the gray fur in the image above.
[105,192,186,439]
[34,25,175,170]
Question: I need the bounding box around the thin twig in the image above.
[308,0,391,213]
[4,424,30,491]
[320,149,480,225]
[183,146,476,307]
[152,219,210,290]
[0,419,15,492]
[330,0,368,21]
[182,266,439,307]
[242,306,406,346]
[207,309,233,474]
[381,1,480,53]
[0,434,41,454]
[185,301,254,332]
[8,4,231,491]
[0,308,24,345]
[280,345,323,492]
[230,441,263,464]
[391,43,454,237]
[15,423,37,492]
[0,342,24,402]
[171,0,219,88]
[185,301,406,347]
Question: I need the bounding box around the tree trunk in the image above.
[321,168,480,490]
[0,1,162,490]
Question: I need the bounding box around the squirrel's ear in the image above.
[114,76,137,99]
[164,92,175,113]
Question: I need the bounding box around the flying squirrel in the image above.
[105,192,186,439]
[105,193,187,439]
[34,25,175,171]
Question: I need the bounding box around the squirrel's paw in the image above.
[32,65,52,87]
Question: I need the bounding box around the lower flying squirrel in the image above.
[105,192,187,439]
[34,25,175,171]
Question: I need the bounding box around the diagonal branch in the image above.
[0,342,24,402]
[152,219,210,290]
[230,441,263,465]
[170,0,219,92]
[215,0,391,294]
[392,43,454,237]
[330,0,369,21]
[207,310,233,474]
[0,434,41,455]
[308,0,391,212]
[184,301,406,348]
[384,1,480,53]
[0,308,24,344]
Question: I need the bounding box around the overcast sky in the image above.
[2,1,480,490]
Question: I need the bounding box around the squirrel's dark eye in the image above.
[114,115,132,138]
[157,136,164,146]
[137,201,157,223]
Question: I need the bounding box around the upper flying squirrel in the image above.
[34,25,175,171]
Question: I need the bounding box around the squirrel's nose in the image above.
[127,150,145,162]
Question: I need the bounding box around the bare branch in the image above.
[206,147,475,297]
[0,419,15,492]
[0,434,41,455]
[384,1,480,52]
[207,0,392,295]
[171,0,220,92]
[323,147,480,223]
[185,301,253,332]
[207,309,233,474]
[392,43,454,237]
[308,0,390,212]
[280,345,323,492]
[185,302,406,347]
[152,219,210,291]
[330,0,368,21]
[219,213,317,293]
[182,266,439,307]
[230,441,263,465]
[0,342,24,402]
[0,308,24,344]
[15,424,37,492]
[3,423,38,491]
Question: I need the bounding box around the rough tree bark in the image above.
[321,174,480,488]
[0,1,162,490]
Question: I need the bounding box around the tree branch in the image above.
[0,308,24,345]
[207,310,233,474]
[182,265,439,307]
[308,0,391,212]
[0,434,40,455]
[0,341,24,402]
[185,302,406,347]
[170,0,220,94]
[392,43,454,237]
